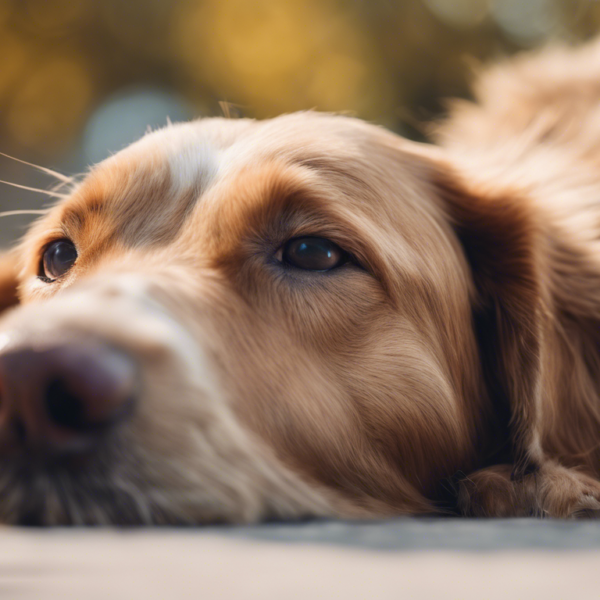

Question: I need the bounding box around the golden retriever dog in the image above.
[1,40,600,525]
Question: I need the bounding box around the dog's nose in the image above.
[0,341,136,459]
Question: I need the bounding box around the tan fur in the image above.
[1,41,600,523]
[0,252,19,313]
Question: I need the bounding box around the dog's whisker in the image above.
[0,209,49,218]
[50,179,76,194]
[0,179,68,198]
[0,151,72,184]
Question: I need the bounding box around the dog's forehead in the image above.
[55,114,390,239]
[96,112,385,185]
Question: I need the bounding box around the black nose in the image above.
[0,341,136,460]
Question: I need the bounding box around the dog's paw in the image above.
[570,495,600,518]
[457,462,600,518]
[537,463,600,518]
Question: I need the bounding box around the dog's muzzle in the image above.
[0,273,205,468]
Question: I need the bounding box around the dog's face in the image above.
[0,113,506,524]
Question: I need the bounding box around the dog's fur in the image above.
[1,40,600,524]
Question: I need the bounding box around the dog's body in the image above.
[1,41,600,524]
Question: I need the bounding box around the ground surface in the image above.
[3,519,600,599]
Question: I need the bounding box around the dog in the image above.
[1,40,600,525]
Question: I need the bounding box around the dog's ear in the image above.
[404,145,546,476]
[435,165,545,473]
[0,251,20,313]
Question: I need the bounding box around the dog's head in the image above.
[0,113,543,524]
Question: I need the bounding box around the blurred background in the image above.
[0,0,599,247]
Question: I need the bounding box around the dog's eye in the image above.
[278,237,347,271]
[41,240,78,280]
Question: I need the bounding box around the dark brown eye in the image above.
[279,237,347,271]
[41,239,78,280]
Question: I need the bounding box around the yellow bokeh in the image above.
[0,32,32,104]
[0,0,598,160]
[173,0,395,119]
[23,0,91,32]
[0,1,11,28]
[6,56,94,152]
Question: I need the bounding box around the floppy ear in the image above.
[436,166,545,474]
[424,157,546,477]
[414,151,600,516]
[0,251,20,313]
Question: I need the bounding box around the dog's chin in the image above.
[0,444,190,526]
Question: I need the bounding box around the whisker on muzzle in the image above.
[0,209,49,218]
[0,151,72,184]
[0,179,69,199]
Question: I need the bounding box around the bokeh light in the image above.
[424,0,490,29]
[0,0,598,246]
[172,0,395,120]
[491,0,560,44]
[21,0,91,34]
[6,56,94,152]
[83,87,193,164]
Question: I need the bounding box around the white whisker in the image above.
[0,209,48,218]
[0,151,72,183]
[0,179,68,198]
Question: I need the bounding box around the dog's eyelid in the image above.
[277,225,355,255]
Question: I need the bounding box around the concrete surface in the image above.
[2,519,600,599]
